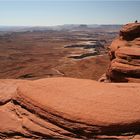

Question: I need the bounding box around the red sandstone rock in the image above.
[115,46,140,59]
[120,23,140,40]
[0,77,140,139]
[107,23,140,82]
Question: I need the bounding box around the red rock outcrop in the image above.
[0,77,140,139]
[107,22,140,82]
[120,23,140,41]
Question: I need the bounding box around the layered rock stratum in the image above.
[107,22,140,82]
[0,77,140,139]
[0,23,140,139]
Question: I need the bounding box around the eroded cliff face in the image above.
[107,23,140,82]
[0,78,140,139]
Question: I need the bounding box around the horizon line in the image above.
[0,23,124,27]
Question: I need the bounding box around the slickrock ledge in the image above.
[107,22,140,82]
[0,77,140,139]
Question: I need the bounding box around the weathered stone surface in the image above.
[107,23,140,82]
[120,23,140,41]
[115,47,140,60]
[0,77,140,139]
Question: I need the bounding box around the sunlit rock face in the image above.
[0,78,140,139]
[107,22,140,82]
[120,23,140,41]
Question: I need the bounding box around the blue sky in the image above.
[0,1,139,26]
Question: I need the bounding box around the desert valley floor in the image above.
[0,26,118,80]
